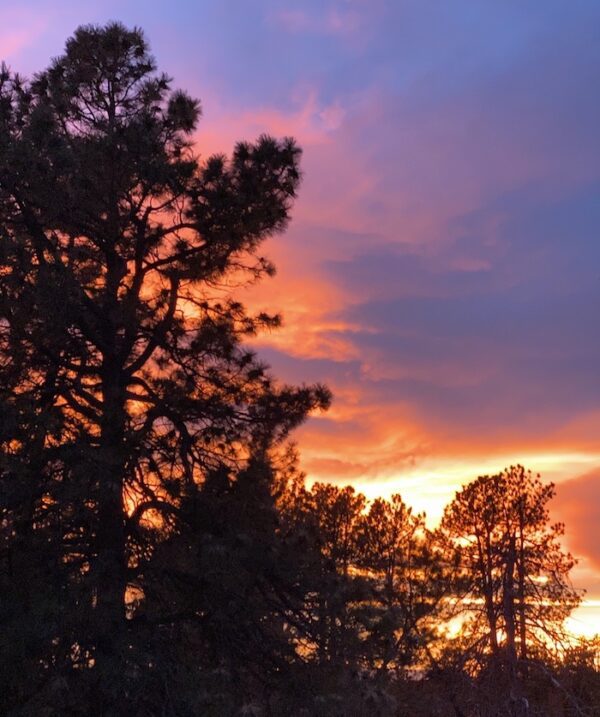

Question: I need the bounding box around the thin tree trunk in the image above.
[517,505,527,663]
[479,532,499,654]
[94,362,127,669]
[503,534,518,668]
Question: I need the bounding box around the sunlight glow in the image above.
[307,452,600,524]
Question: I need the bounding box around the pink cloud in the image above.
[0,9,47,62]
[270,6,362,36]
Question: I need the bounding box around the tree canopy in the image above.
[0,21,329,712]
[442,466,579,670]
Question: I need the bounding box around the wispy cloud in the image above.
[269,6,362,36]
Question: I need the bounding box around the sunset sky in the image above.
[2,0,600,633]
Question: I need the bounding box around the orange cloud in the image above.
[554,471,600,570]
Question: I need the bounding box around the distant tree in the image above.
[301,483,367,669]
[308,483,366,578]
[0,22,329,713]
[441,466,580,676]
[275,481,405,714]
[356,495,447,675]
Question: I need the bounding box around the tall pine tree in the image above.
[0,22,329,713]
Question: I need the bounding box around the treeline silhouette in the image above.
[0,22,599,717]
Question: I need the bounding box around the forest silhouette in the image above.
[1,22,599,717]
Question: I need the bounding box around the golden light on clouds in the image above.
[305,452,600,523]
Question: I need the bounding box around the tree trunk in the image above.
[503,534,518,668]
[479,533,499,655]
[94,242,128,678]
[94,363,127,672]
[517,505,527,663]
